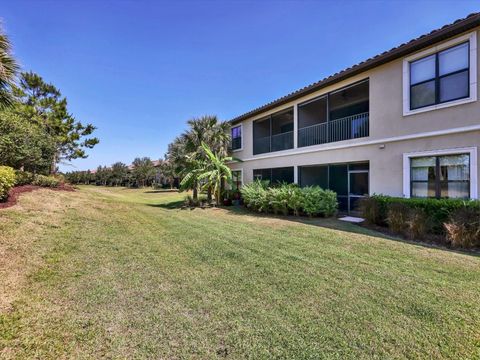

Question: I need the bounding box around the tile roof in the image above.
[230,12,480,124]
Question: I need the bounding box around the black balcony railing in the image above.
[231,137,242,150]
[272,131,294,152]
[298,112,369,148]
[253,131,294,155]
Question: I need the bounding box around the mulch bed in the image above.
[0,184,75,209]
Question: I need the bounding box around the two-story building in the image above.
[228,13,480,213]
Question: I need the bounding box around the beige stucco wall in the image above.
[230,27,480,198]
[230,131,480,198]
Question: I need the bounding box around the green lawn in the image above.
[1,186,479,359]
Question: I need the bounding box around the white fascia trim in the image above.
[402,146,478,199]
[231,124,243,152]
[236,124,480,162]
[402,31,477,116]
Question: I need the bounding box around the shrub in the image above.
[407,208,431,240]
[360,195,388,225]
[0,166,16,201]
[444,207,480,248]
[184,194,208,207]
[361,195,480,234]
[32,174,60,188]
[241,182,337,217]
[241,180,269,213]
[285,184,303,216]
[14,170,35,186]
[268,185,289,215]
[297,186,337,217]
[386,202,409,234]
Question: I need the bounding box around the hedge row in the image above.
[241,181,338,217]
[0,167,61,201]
[361,195,480,248]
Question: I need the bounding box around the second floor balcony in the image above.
[253,108,294,155]
[250,79,369,156]
[298,112,369,147]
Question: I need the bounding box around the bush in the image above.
[241,180,270,213]
[0,166,16,201]
[241,181,337,217]
[407,208,431,240]
[387,202,409,234]
[32,174,60,188]
[361,195,480,234]
[301,186,337,217]
[444,207,480,248]
[14,170,35,186]
[285,184,303,216]
[184,194,208,207]
[268,185,290,215]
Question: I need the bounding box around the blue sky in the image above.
[2,0,479,171]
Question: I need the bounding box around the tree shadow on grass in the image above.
[146,200,185,209]
[145,199,479,257]
[144,190,179,194]
[222,205,480,257]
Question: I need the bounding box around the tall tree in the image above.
[0,109,55,173]
[181,115,231,200]
[196,143,234,206]
[111,162,128,186]
[0,26,19,109]
[13,72,99,173]
[132,157,155,187]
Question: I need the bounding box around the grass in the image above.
[0,186,479,359]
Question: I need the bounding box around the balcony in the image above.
[298,112,369,147]
[253,108,294,155]
[298,79,369,148]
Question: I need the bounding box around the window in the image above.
[231,125,242,151]
[231,170,242,191]
[253,167,294,184]
[409,42,469,110]
[410,154,470,199]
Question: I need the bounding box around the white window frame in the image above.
[402,31,477,116]
[402,146,477,199]
[231,124,243,152]
[231,168,243,190]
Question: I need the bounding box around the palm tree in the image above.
[197,142,234,206]
[0,27,19,108]
[183,115,231,201]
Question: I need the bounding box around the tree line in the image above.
[65,115,234,205]
[0,27,99,175]
[65,158,176,189]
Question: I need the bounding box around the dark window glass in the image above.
[349,172,369,196]
[411,80,436,109]
[271,167,294,184]
[329,164,348,196]
[231,170,242,191]
[348,162,369,171]
[299,166,328,188]
[253,168,271,182]
[409,42,469,110]
[439,71,469,102]
[231,126,242,150]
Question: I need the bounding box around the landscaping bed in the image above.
[0,184,75,209]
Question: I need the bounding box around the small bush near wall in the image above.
[0,166,16,201]
[361,195,480,248]
[241,181,338,217]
